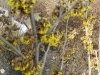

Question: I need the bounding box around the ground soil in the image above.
[0,0,100,75]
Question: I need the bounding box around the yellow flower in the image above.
[48,33,59,46]
[38,27,48,34]
[14,66,21,71]
[40,31,64,47]
[40,35,48,43]
[44,14,50,18]
[82,19,88,26]
[15,2,20,9]
[0,40,4,45]
[26,55,29,59]
[88,14,96,20]
[83,45,86,49]
[68,34,75,39]
[31,0,35,4]
[90,0,95,3]
[62,53,70,60]
[21,67,26,71]
[20,0,26,4]
[87,44,93,51]
[24,9,29,14]
[25,63,29,68]
[70,71,77,75]
[38,21,51,35]
[70,49,75,54]
[20,36,30,44]
[30,69,34,74]
[20,37,24,42]
[11,60,14,66]
[29,5,33,8]
[43,22,51,27]
[24,40,30,45]
[21,4,27,9]
[25,71,31,75]
[77,12,83,17]
[58,71,62,75]
[8,1,15,7]
[64,15,69,19]
[13,41,17,46]
[81,7,87,12]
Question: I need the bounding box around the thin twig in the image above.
[87,50,91,75]
[7,6,12,23]
[53,0,63,31]
[0,36,26,59]
[37,42,43,55]
[1,45,18,55]
[39,43,50,75]
[7,6,14,39]
[99,26,100,58]
[60,0,70,72]
[85,0,91,75]
[47,0,79,34]
[61,0,79,18]
[30,9,39,63]
[98,25,100,75]
[95,51,99,73]
[47,16,61,33]
[60,17,69,71]
[59,0,63,17]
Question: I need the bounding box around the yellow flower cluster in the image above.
[12,35,34,46]
[62,49,75,60]
[11,49,42,75]
[82,24,93,36]
[12,58,32,71]
[38,21,51,34]
[23,63,42,75]
[81,14,96,52]
[20,37,30,45]
[43,14,50,20]
[90,58,99,70]
[52,15,58,23]
[90,50,100,71]
[82,14,96,27]
[52,71,62,75]
[71,7,89,17]
[64,6,90,19]
[81,36,93,52]
[62,53,70,60]
[40,31,65,47]
[0,40,4,45]
[0,40,4,52]
[90,0,95,3]
[67,28,79,40]
[38,19,65,47]
[52,66,62,75]
[70,0,77,3]
[64,14,70,20]
[7,0,35,14]
[51,6,60,22]
[70,71,77,75]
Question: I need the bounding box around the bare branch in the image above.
[47,0,79,34]
[0,36,26,59]
[61,0,79,18]
[30,9,39,63]
[99,26,100,58]
[60,0,70,71]
[98,25,100,75]
[39,43,50,75]
[60,17,69,71]
[85,0,91,75]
